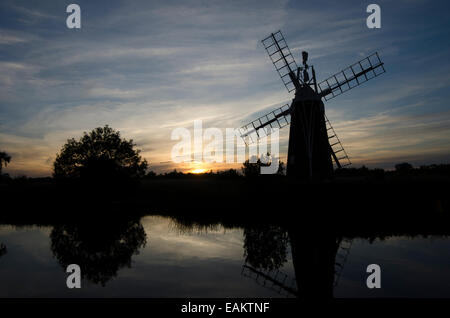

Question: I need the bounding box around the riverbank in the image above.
[1,176,449,236]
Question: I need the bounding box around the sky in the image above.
[1,0,450,177]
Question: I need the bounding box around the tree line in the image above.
[1,125,450,182]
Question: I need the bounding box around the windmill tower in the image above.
[240,31,385,179]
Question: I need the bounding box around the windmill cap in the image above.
[302,51,308,64]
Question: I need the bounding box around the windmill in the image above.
[240,31,385,179]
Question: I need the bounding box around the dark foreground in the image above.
[1,176,449,308]
[1,176,449,235]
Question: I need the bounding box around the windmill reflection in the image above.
[288,229,341,299]
[168,216,348,298]
[242,225,350,299]
[50,217,146,286]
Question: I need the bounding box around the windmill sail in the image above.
[240,108,351,168]
[325,115,351,168]
[334,238,353,288]
[318,52,385,101]
[241,264,298,297]
[262,31,300,92]
[239,103,291,144]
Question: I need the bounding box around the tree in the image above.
[241,159,261,177]
[216,169,240,178]
[277,161,286,175]
[53,125,147,180]
[0,151,11,175]
[395,162,413,175]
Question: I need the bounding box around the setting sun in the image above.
[190,168,207,174]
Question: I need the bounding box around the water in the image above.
[335,237,450,298]
[0,215,449,298]
[0,216,295,297]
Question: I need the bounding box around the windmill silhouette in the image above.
[240,31,386,179]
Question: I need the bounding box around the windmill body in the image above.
[240,31,386,180]
[287,79,333,179]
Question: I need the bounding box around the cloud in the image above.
[0,33,27,45]
[330,110,450,167]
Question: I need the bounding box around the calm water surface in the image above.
[0,215,449,297]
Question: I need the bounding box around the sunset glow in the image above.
[190,168,207,174]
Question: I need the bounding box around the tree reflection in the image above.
[0,243,6,258]
[243,225,289,271]
[50,217,146,286]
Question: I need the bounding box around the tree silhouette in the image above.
[0,151,11,175]
[395,162,413,174]
[242,159,263,177]
[53,125,147,180]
